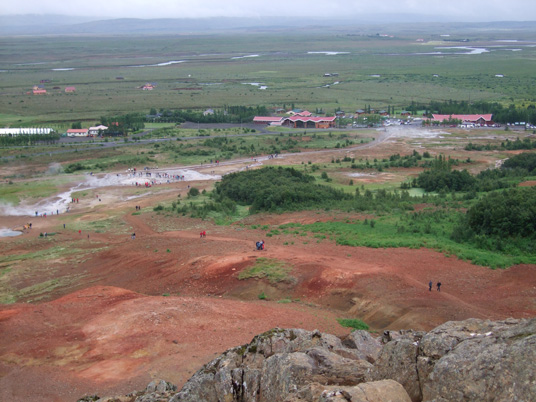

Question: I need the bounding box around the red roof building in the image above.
[432,114,493,125]
[33,89,47,95]
[253,116,284,125]
[253,115,337,128]
[65,86,76,92]
[141,83,155,90]
[282,116,337,129]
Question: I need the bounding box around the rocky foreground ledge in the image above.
[79,318,535,402]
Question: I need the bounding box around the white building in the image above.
[88,125,108,136]
[66,129,89,137]
[0,128,54,136]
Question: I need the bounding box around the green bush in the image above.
[188,187,200,197]
[466,187,536,238]
[214,167,351,213]
[337,318,369,331]
[502,152,536,174]
[64,162,87,174]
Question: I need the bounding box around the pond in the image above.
[0,228,22,237]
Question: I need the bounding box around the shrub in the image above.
[214,167,351,213]
[337,318,369,331]
[188,187,200,197]
[466,187,536,238]
[64,162,86,174]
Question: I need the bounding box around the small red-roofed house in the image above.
[65,86,76,93]
[32,85,47,95]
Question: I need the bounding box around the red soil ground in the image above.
[2,208,535,401]
[1,129,535,401]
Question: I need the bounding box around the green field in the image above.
[1,27,536,125]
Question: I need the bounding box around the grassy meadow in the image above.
[1,28,536,126]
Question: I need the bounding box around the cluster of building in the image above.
[0,112,498,140]
[253,108,413,128]
[254,108,496,129]
[66,125,108,137]
[29,85,76,95]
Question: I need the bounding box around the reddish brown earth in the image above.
[1,129,535,401]
[2,208,535,401]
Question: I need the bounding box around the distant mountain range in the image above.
[1,14,535,36]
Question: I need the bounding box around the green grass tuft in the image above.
[238,258,292,283]
[337,318,369,331]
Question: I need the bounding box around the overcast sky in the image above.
[3,0,535,21]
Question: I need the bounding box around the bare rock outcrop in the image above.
[369,332,424,402]
[318,380,412,402]
[370,318,536,402]
[79,318,535,402]
[171,328,378,402]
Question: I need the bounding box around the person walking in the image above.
[429,280,433,291]
[437,282,442,291]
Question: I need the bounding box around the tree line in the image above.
[146,105,269,124]
[465,137,536,151]
[0,133,60,146]
[100,113,145,135]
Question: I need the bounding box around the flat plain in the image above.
[1,24,536,127]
